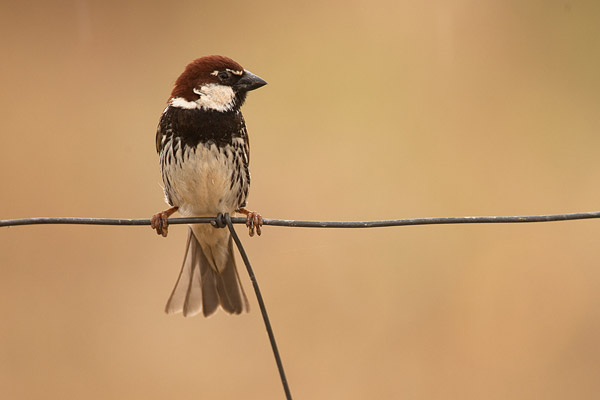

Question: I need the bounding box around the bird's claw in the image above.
[238,209,262,237]
[151,207,178,237]
[246,211,263,237]
[151,212,169,237]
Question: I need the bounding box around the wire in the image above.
[3,209,600,400]
[221,214,292,400]
[1,211,600,228]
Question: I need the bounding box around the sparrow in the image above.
[151,55,267,317]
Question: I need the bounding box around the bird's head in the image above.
[169,55,267,112]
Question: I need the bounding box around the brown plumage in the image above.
[170,56,244,101]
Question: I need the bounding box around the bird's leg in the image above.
[151,206,178,237]
[236,208,263,237]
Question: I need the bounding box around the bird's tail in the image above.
[165,225,249,317]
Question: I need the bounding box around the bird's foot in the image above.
[150,206,178,237]
[236,208,263,237]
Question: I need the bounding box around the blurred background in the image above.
[1,0,600,399]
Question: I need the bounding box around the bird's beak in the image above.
[234,70,267,92]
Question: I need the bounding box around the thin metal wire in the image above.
[2,211,600,228]
[222,214,292,400]
[3,210,600,400]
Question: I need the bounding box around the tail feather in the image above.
[165,226,249,317]
[214,239,249,314]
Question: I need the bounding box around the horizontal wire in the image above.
[1,211,600,228]
[4,209,599,400]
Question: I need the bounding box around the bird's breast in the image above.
[160,137,249,216]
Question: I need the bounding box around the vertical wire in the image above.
[223,214,292,400]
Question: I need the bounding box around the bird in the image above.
[151,55,267,317]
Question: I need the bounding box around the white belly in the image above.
[161,138,247,217]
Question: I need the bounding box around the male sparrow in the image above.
[151,55,266,317]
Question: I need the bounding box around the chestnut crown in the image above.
[170,55,266,103]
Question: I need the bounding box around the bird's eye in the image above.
[217,71,230,82]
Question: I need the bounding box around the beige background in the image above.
[1,1,600,399]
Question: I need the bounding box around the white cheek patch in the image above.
[194,84,236,112]
[170,84,236,112]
